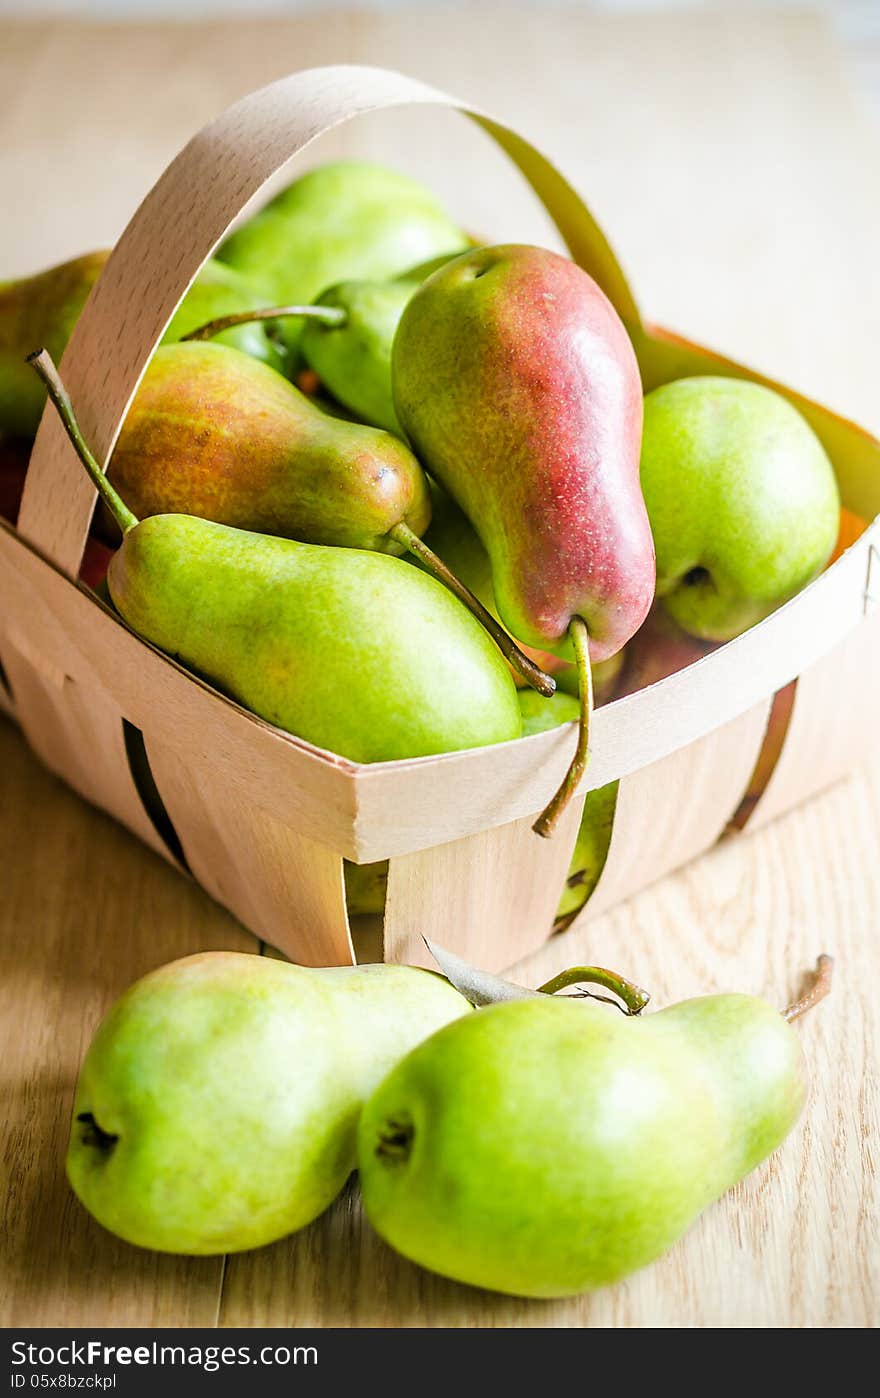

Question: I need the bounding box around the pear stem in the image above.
[538,965,650,1015]
[390,521,556,697]
[783,954,834,1022]
[533,615,593,837]
[26,348,138,534]
[182,304,347,342]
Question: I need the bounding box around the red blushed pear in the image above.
[392,245,655,834]
[104,341,430,554]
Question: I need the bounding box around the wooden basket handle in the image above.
[18,64,641,578]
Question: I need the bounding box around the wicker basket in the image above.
[1,65,877,971]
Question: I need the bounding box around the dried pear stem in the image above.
[783,954,834,1022]
[391,521,556,697]
[27,349,138,534]
[533,615,593,837]
[182,304,347,341]
[538,965,650,1015]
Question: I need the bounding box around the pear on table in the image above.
[358,957,832,1296]
[392,244,656,835]
[641,376,840,641]
[66,953,468,1254]
[31,349,523,764]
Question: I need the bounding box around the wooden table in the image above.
[1,8,878,1329]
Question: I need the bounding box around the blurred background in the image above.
[1,0,878,422]
[1,0,878,119]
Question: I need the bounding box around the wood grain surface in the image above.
[1,7,878,1328]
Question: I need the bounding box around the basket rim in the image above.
[2,446,876,786]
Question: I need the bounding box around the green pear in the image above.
[0,252,281,437]
[218,161,469,357]
[359,966,825,1296]
[33,349,521,762]
[344,688,617,919]
[301,277,417,434]
[106,342,431,553]
[517,688,580,735]
[641,377,840,641]
[299,255,465,434]
[67,952,468,1254]
[115,520,522,762]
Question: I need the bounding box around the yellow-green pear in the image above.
[358,960,830,1296]
[641,377,840,641]
[67,953,468,1254]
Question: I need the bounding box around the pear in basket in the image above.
[393,245,656,835]
[299,273,423,435]
[0,252,282,438]
[412,483,623,699]
[217,160,469,359]
[31,350,522,763]
[102,339,551,693]
[293,253,460,434]
[185,252,460,437]
[67,952,468,1253]
[640,376,840,641]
